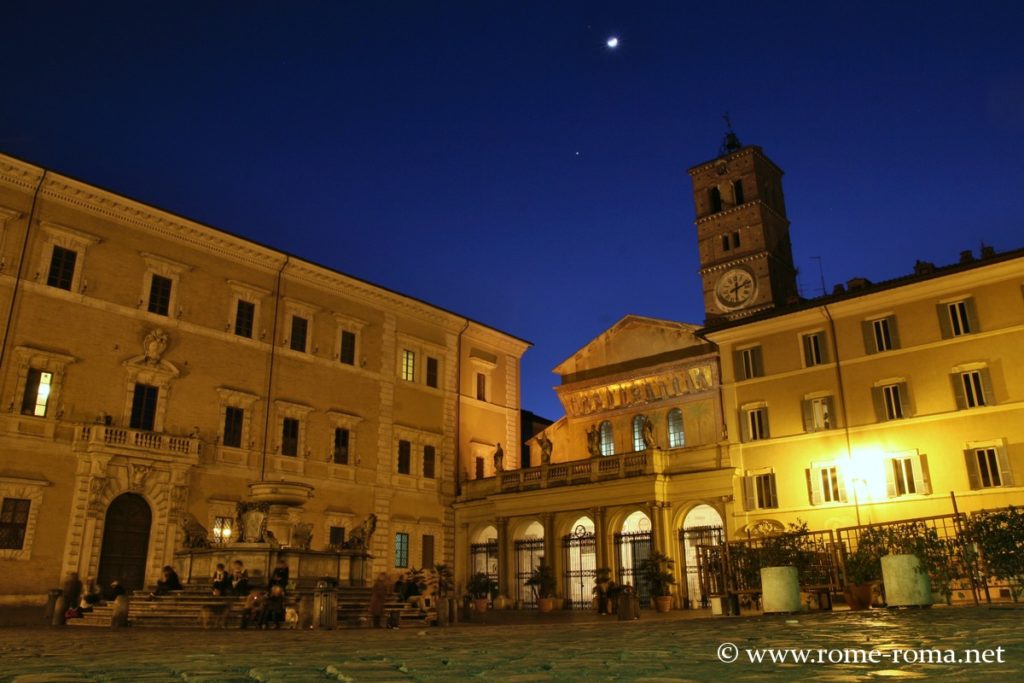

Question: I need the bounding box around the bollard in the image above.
[51,595,67,626]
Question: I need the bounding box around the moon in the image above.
[606,37,619,48]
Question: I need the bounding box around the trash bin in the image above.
[45,588,63,624]
[313,579,338,630]
[617,590,638,621]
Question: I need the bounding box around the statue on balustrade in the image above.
[493,443,505,473]
[586,425,601,458]
[343,513,378,551]
[537,434,553,466]
[642,417,656,449]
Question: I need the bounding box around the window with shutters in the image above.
[599,420,615,456]
[422,534,435,568]
[21,368,52,417]
[938,298,978,338]
[397,439,412,475]
[965,446,1013,489]
[870,317,896,352]
[742,406,769,441]
[955,369,990,409]
[744,473,778,510]
[423,445,436,479]
[807,465,847,505]
[737,346,764,380]
[632,415,647,452]
[801,332,827,367]
[129,383,159,431]
[667,408,685,448]
[394,532,409,568]
[887,453,931,497]
[802,396,833,432]
[874,382,908,421]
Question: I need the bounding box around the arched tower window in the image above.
[599,420,614,456]
[667,408,685,448]
[733,179,745,205]
[708,187,722,213]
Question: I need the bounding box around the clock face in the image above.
[715,268,756,309]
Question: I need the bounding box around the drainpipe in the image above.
[822,304,859,525]
[0,170,46,372]
[259,255,289,481]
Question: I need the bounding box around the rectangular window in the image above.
[882,384,904,420]
[947,301,972,337]
[737,346,763,380]
[743,407,769,441]
[147,274,173,316]
[212,516,235,544]
[872,318,893,352]
[235,300,255,338]
[329,526,346,548]
[223,406,244,448]
[722,234,731,252]
[339,330,356,365]
[802,332,825,367]
[890,457,916,496]
[744,473,778,510]
[802,396,833,432]
[423,444,436,479]
[401,350,416,382]
[808,466,846,505]
[426,357,438,388]
[129,383,159,431]
[290,316,308,352]
[333,428,350,465]
[0,498,31,550]
[21,368,53,417]
[731,231,740,248]
[667,409,685,448]
[46,246,77,291]
[394,532,409,568]
[397,439,411,475]
[281,417,299,457]
[476,373,487,401]
[967,447,1013,489]
[422,534,435,568]
[960,371,987,408]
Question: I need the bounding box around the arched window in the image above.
[733,179,745,205]
[667,408,685,448]
[709,187,722,213]
[632,415,646,452]
[599,420,614,456]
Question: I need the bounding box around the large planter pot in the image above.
[493,595,510,610]
[760,566,802,614]
[844,583,874,611]
[881,554,932,607]
[472,598,489,613]
[653,595,673,613]
[537,597,556,613]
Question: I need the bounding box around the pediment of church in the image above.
[553,315,703,378]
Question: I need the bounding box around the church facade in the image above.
[0,152,527,605]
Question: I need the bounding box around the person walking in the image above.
[369,573,389,629]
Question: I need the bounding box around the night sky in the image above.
[2,2,1023,421]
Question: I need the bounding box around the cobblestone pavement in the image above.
[1,607,1022,682]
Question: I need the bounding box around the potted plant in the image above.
[432,564,455,625]
[525,561,557,613]
[757,521,813,614]
[467,572,496,613]
[638,552,676,612]
[842,526,884,610]
[966,506,1024,602]
[875,521,950,607]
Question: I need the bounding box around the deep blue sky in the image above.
[2,2,1022,420]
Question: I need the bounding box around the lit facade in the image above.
[0,153,527,604]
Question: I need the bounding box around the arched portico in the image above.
[678,503,725,608]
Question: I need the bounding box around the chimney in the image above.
[846,277,871,291]
[980,245,996,259]
[960,249,975,264]
[831,283,846,295]
[914,260,935,275]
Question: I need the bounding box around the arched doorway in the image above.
[562,516,595,609]
[615,510,653,606]
[514,521,544,608]
[97,493,152,592]
[679,504,724,609]
[470,525,498,592]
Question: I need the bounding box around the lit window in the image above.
[599,421,614,456]
[738,346,763,380]
[401,350,416,382]
[0,498,31,550]
[632,415,646,452]
[959,371,987,408]
[667,409,684,448]
[807,466,846,505]
[21,368,52,417]
[967,447,1012,489]
[744,473,778,510]
[802,396,833,432]
[802,332,825,367]
[394,532,409,568]
[743,407,769,441]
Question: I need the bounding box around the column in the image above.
[496,516,510,598]
[593,506,608,571]
[541,512,558,595]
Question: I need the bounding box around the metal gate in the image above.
[514,538,544,608]
[562,525,596,609]
[679,525,723,608]
[615,530,653,607]
[469,539,498,588]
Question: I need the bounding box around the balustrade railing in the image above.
[75,424,201,457]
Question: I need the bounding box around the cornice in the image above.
[464,322,531,357]
[0,157,45,192]
[694,198,789,227]
[699,251,768,275]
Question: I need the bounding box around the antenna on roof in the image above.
[810,256,827,297]
[720,113,742,155]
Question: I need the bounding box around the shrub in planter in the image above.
[966,506,1024,602]
[526,561,557,612]
[874,521,952,606]
[638,552,676,612]
[757,522,813,614]
[842,526,885,610]
[467,572,496,612]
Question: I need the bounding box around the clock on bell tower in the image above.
[687,129,799,324]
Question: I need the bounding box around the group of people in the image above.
[368,571,433,629]
[61,572,128,621]
[218,558,291,629]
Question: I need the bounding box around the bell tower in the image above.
[688,127,798,324]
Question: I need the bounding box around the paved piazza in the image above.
[1,607,1022,682]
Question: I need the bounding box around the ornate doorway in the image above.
[561,518,596,609]
[679,504,724,609]
[97,493,152,592]
[615,511,653,607]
